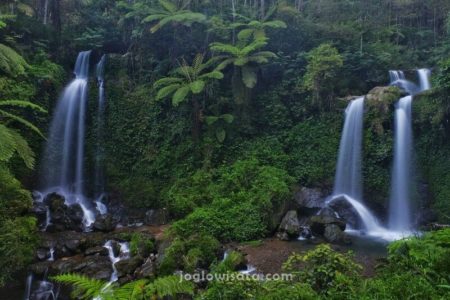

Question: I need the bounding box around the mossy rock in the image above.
[365,86,402,135]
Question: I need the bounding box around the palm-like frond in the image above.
[112,280,147,299]
[0,100,47,113]
[0,124,15,163]
[154,77,183,89]
[53,273,109,300]
[146,275,194,298]
[210,42,240,56]
[0,44,29,77]
[156,84,180,100]
[8,129,34,168]
[0,109,44,137]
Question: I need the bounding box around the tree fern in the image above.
[0,44,29,77]
[146,275,194,298]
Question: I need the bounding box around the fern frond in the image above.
[156,84,180,100]
[0,109,44,137]
[147,275,194,298]
[0,124,16,163]
[8,129,34,169]
[0,100,47,113]
[113,279,148,299]
[154,77,183,89]
[0,44,29,77]
[53,273,109,300]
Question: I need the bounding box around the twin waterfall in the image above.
[39,51,107,231]
[331,69,431,240]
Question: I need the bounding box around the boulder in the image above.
[277,210,301,239]
[36,248,50,261]
[310,214,346,236]
[323,224,351,244]
[44,193,66,211]
[328,197,360,228]
[115,257,144,278]
[93,214,117,232]
[31,202,48,228]
[145,209,168,225]
[84,246,109,257]
[294,187,326,210]
[135,257,156,279]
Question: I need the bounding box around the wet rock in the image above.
[294,187,326,211]
[36,248,50,261]
[30,261,52,276]
[44,193,65,211]
[84,246,108,256]
[93,214,117,232]
[31,202,48,227]
[310,214,346,236]
[328,197,360,228]
[299,227,313,239]
[75,256,112,281]
[323,224,351,244]
[135,257,156,279]
[116,257,144,278]
[145,209,168,226]
[277,210,301,240]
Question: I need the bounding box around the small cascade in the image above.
[104,240,130,283]
[418,68,431,91]
[95,55,107,201]
[388,69,431,232]
[40,51,96,230]
[48,247,55,262]
[95,193,108,215]
[24,274,33,300]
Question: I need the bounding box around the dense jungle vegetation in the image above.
[1,0,450,299]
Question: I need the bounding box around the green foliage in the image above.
[0,44,29,77]
[130,233,155,258]
[142,0,207,33]
[159,234,220,275]
[302,44,343,111]
[170,158,293,242]
[54,273,194,300]
[285,115,341,186]
[283,244,362,295]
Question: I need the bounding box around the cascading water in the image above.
[333,97,365,200]
[104,240,130,283]
[388,69,431,232]
[94,55,108,214]
[329,97,387,234]
[40,51,95,229]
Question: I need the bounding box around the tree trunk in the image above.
[192,96,201,142]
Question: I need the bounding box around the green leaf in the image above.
[0,124,15,163]
[199,70,224,80]
[154,77,183,89]
[190,80,205,94]
[0,109,44,137]
[234,57,249,66]
[156,84,180,100]
[237,29,254,41]
[0,100,47,113]
[172,85,190,106]
[205,116,219,125]
[8,130,34,169]
[221,114,234,124]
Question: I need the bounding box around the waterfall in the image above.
[389,96,413,231]
[330,97,390,235]
[388,69,431,232]
[24,274,33,300]
[43,0,49,25]
[333,97,365,200]
[418,68,431,91]
[41,51,95,229]
[94,55,108,213]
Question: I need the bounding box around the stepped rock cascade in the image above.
[329,97,386,234]
[94,55,108,213]
[40,51,96,229]
[388,69,431,232]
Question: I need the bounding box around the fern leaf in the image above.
[0,100,47,113]
[154,77,183,89]
[8,129,34,169]
[0,109,44,137]
[53,273,108,300]
[190,80,205,94]
[156,84,180,100]
[148,275,194,297]
[0,124,16,163]
[0,44,29,77]
[172,85,190,106]
[159,0,177,13]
